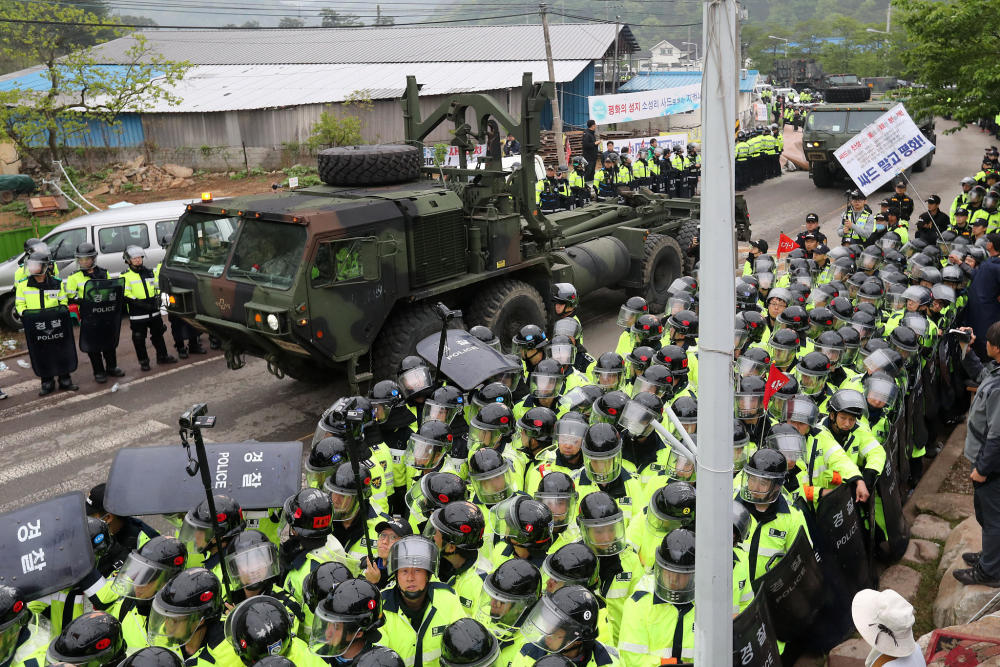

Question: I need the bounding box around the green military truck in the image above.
[159,74,750,388]
[803,100,936,188]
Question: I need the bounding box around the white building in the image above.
[637,40,697,71]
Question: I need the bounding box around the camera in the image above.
[179,403,215,430]
[949,328,973,343]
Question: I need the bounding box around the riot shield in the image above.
[751,531,824,643]
[20,306,77,378]
[895,397,911,485]
[104,441,303,516]
[907,373,928,453]
[732,594,781,667]
[815,483,872,595]
[0,493,95,600]
[417,329,522,392]
[875,425,910,563]
[79,278,125,354]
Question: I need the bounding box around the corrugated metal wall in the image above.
[141,87,525,151]
[23,113,145,148]
[540,62,595,131]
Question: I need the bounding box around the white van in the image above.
[0,199,198,329]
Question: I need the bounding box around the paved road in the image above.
[0,120,987,512]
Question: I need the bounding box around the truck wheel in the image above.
[0,294,21,330]
[674,219,700,274]
[811,163,833,189]
[317,145,422,187]
[466,279,546,354]
[370,302,465,380]
[630,234,684,312]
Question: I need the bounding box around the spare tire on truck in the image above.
[318,145,422,186]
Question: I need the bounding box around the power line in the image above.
[550,10,702,28]
[0,11,539,29]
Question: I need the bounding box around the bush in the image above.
[305,91,373,150]
[282,174,321,187]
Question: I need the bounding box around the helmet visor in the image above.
[111,552,180,600]
[318,480,361,522]
[756,272,775,290]
[865,376,899,410]
[796,369,828,396]
[740,470,785,505]
[647,504,692,534]
[767,393,792,422]
[470,461,514,505]
[534,490,578,529]
[558,386,596,415]
[633,375,672,399]
[476,581,535,641]
[547,343,577,366]
[25,258,47,275]
[863,349,898,375]
[667,295,693,316]
[519,597,587,654]
[618,400,659,438]
[308,605,368,657]
[654,556,695,604]
[177,513,213,555]
[617,305,645,328]
[398,367,433,398]
[784,397,819,427]
[423,400,463,426]
[768,344,797,367]
[764,432,805,465]
[734,392,764,419]
[553,317,582,340]
[816,344,844,367]
[148,600,206,647]
[554,420,588,458]
[224,542,280,590]
[583,451,622,484]
[735,355,768,380]
[578,513,626,555]
[841,344,861,369]
[387,538,439,577]
[530,372,566,399]
[404,433,451,470]
[591,368,624,392]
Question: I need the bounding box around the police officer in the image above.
[178,494,245,572]
[490,496,555,569]
[476,559,541,659]
[0,584,49,667]
[618,529,700,666]
[626,481,696,569]
[325,460,392,564]
[576,491,641,644]
[108,535,188,649]
[122,245,176,371]
[279,488,347,606]
[301,562,355,641]
[424,502,492,614]
[440,618,500,667]
[86,483,160,571]
[889,180,915,221]
[842,191,877,245]
[575,424,645,522]
[379,536,466,667]
[227,595,321,666]
[63,241,124,383]
[46,611,125,667]
[308,579,385,662]
[147,569,235,666]
[513,586,616,667]
[223,530,302,629]
[14,250,77,395]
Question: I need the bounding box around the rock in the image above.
[85,184,109,197]
[880,564,922,602]
[916,493,975,522]
[163,163,194,179]
[169,178,184,187]
[940,516,983,576]
[934,563,999,628]
[828,638,869,667]
[183,179,194,186]
[912,514,952,541]
[903,538,942,565]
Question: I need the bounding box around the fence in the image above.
[0,223,59,262]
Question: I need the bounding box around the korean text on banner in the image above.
[588,85,701,126]
[833,103,935,196]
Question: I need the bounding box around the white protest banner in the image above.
[422,143,487,167]
[588,85,701,126]
[833,103,935,196]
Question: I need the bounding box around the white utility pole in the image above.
[540,3,567,170]
[695,0,737,665]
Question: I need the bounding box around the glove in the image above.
[863,468,879,492]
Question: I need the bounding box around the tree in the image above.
[278,17,305,28]
[0,1,190,167]
[320,9,362,27]
[306,91,373,149]
[894,0,999,129]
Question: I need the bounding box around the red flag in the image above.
[776,233,799,258]
[565,137,572,164]
[762,364,792,408]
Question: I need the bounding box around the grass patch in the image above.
[911,553,944,638]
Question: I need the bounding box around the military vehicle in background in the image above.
[803,100,936,188]
[159,73,750,388]
[821,74,872,103]
[773,58,825,91]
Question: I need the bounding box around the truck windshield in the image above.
[227,220,305,290]
[806,111,847,132]
[847,110,886,133]
[827,75,859,85]
[168,213,239,276]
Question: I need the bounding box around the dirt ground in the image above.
[0,172,286,232]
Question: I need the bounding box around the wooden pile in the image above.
[538,129,637,165]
